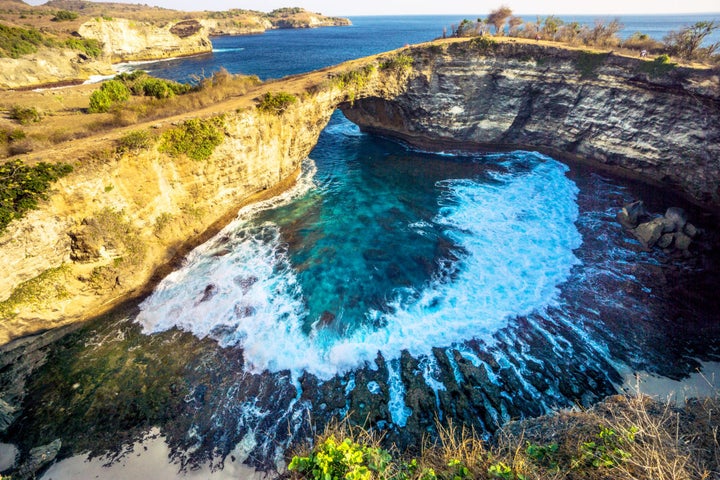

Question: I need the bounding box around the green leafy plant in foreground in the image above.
[288,436,391,480]
[0,159,73,233]
[638,53,677,77]
[574,425,637,469]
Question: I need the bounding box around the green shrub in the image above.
[0,128,26,145]
[52,10,79,21]
[574,425,637,469]
[468,36,498,51]
[257,91,298,115]
[0,24,51,58]
[116,129,153,153]
[288,436,391,480]
[9,105,41,125]
[525,442,559,469]
[64,38,102,58]
[0,159,73,232]
[638,53,677,77]
[575,51,610,78]
[379,54,414,71]
[89,80,131,113]
[159,117,225,161]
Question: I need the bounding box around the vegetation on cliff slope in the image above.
[288,393,720,480]
[0,159,72,233]
[0,23,101,59]
[449,7,719,64]
[158,116,225,161]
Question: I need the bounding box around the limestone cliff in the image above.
[78,18,212,62]
[342,39,720,208]
[0,47,112,90]
[0,58,410,343]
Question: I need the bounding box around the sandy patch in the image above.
[39,429,268,480]
[620,360,720,403]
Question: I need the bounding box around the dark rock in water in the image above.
[633,218,668,248]
[198,284,218,303]
[684,222,698,238]
[234,276,259,294]
[318,311,336,326]
[664,207,688,232]
[14,439,61,480]
[674,232,693,251]
[657,233,674,249]
[617,200,647,229]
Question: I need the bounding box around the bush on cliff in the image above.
[257,91,298,115]
[52,10,79,22]
[158,117,225,161]
[0,159,73,233]
[115,71,192,99]
[89,80,131,113]
[0,24,51,58]
[9,105,42,125]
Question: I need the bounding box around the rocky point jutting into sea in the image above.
[0,36,719,477]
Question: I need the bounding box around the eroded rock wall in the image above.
[342,40,720,207]
[0,88,342,343]
[0,47,113,89]
[78,18,212,62]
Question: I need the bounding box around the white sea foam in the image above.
[137,152,582,382]
[213,47,246,53]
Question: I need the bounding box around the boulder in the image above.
[617,200,647,229]
[674,232,693,251]
[657,233,674,249]
[684,222,698,238]
[664,207,687,232]
[633,217,669,248]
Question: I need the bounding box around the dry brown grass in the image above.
[287,387,720,480]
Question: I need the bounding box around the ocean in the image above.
[140,14,720,82]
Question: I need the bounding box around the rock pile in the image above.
[617,200,699,254]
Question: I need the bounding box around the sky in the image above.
[22,0,720,16]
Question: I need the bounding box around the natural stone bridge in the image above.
[1,37,719,342]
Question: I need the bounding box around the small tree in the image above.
[508,16,524,36]
[542,16,564,41]
[487,6,512,35]
[582,18,623,47]
[664,21,719,60]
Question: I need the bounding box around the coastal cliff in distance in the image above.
[0,1,350,89]
[342,38,720,208]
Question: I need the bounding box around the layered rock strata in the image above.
[342,39,720,208]
[77,18,212,62]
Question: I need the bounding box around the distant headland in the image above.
[0,1,351,89]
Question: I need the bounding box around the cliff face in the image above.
[342,39,720,207]
[0,57,411,343]
[0,88,339,342]
[78,18,212,62]
[0,47,112,89]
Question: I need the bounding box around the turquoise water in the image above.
[137,116,582,380]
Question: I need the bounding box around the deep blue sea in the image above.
[140,14,720,82]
